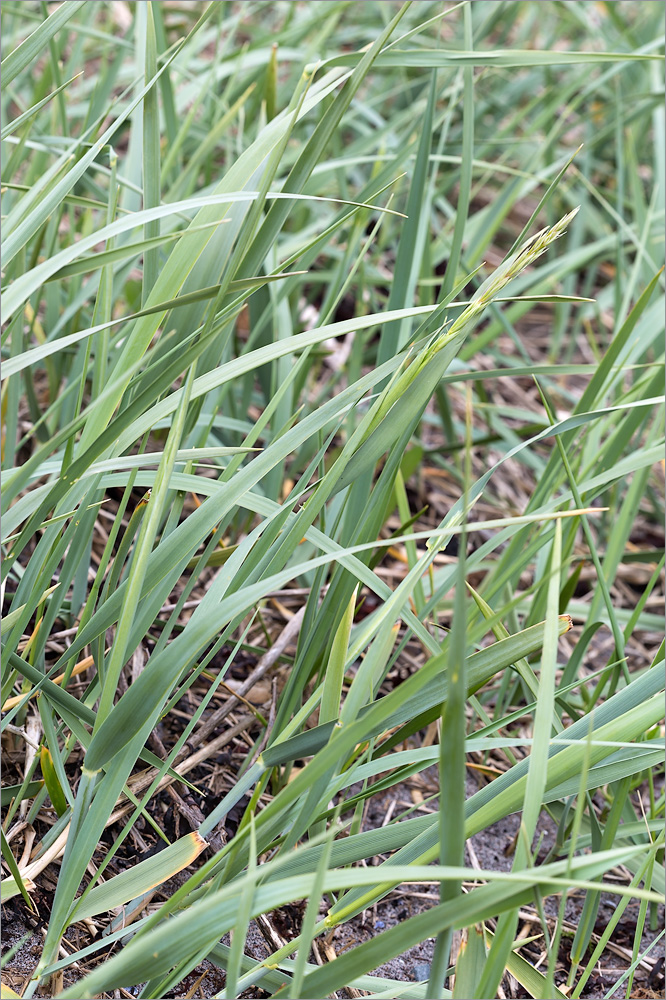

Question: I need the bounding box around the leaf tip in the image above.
[192,831,209,853]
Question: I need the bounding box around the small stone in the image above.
[412,962,431,982]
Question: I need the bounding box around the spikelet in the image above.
[430,206,580,356]
[362,208,580,441]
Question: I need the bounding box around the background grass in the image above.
[1,2,664,998]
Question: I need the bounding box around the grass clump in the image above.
[1,2,664,998]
